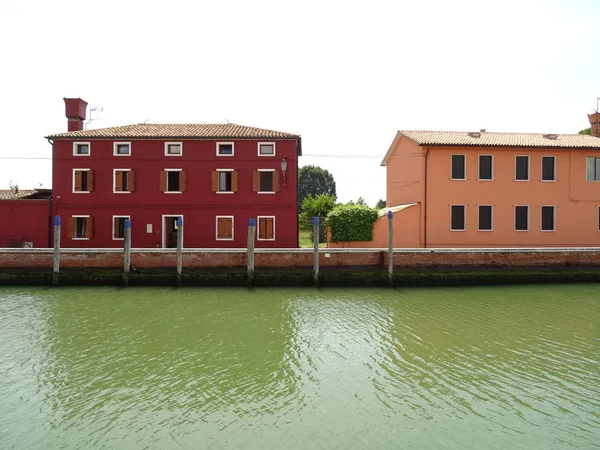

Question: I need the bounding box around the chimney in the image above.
[64,98,88,132]
[589,111,600,138]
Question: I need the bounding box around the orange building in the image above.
[330,112,600,248]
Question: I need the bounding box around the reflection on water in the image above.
[0,285,599,449]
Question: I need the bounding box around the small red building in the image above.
[45,98,301,248]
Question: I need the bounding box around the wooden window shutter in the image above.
[232,171,239,192]
[74,171,82,191]
[267,218,274,239]
[87,171,95,192]
[67,217,74,239]
[258,218,266,239]
[85,217,94,239]
[253,171,260,192]
[225,218,232,239]
[217,218,224,239]
[273,171,280,192]
[211,171,219,192]
[180,171,187,192]
[159,171,167,192]
[128,171,135,192]
[115,171,123,191]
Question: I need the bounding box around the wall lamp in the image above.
[281,158,288,187]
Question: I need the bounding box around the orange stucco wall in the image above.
[385,137,424,207]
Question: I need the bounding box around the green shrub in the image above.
[298,194,336,232]
[326,204,378,242]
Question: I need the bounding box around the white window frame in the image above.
[450,154,466,181]
[73,142,91,156]
[450,204,466,231]
[112,215,131,240]
[257,215,276,241]
[258,169,276,194]
[598,206,600,232]
[161,214,184,248]
[72,215,91,240]
[586,156,600,182]
[164,168,183,194]
[215,215,234,241]
[477,205,493,232]
[72,168,91,194]
[514,205,530,232]
[478,154,494,181]
[164,142,183,157]
[540,205,556,232]
[216,142,234,157]
[258,142,276,157]
[216,169,234,194]
[515,155,530,181]
[113,168,132,194]
[541,155,556,182]
[113,142,131,156]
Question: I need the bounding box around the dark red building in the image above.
[45,98,301,248]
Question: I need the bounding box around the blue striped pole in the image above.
[53,215,61,286]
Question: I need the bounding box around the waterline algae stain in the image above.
[0,286,599,449]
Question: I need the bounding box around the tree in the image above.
[299,194,336,242]
[298,165,336,210]
[375,199,386,209]
[579,127,592,135]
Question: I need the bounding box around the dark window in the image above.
[451,205,465,230]
[541,206,555,231]
[114,217,128,239]
[75,217,87,238]
[259,144,274,155]
[478,206,492,231]
[542,156,555,181]
[515,206,529,231]
[167,144,181,155]
[260,171,274,192]
[81,171,88,191]
[116,144,130,155]
[219,171,232,192]
[586,157,600,181]
[167,171,180,192]
[479,155,493,180]
[451,155,465,180]
[515,156,529,181]
[218,143,233,155]
[76,144,89,155]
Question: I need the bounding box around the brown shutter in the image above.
[180,171,187,192]
[273,171,280,192]
[258,218,266,239]
[74,171,82,191]
[115,171,123,192]
[128,170,135,192]
[211,171,219,192]
[217,218,224,239]
[87,171,95,192]
[253,171,260,192]
[85,217,94,239]
[159,171,167,192]
[225,218,232,239]
[267,218,274,239]
[232,171,239,192]
[67,217,74,239]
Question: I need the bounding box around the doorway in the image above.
[162,215,183,248]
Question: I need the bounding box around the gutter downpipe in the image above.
[424,147,430,248]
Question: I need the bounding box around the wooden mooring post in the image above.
[123,219,131,285]
[247,218,256,286]
[176,217,183,286]
[388,210,394,287]
[313,216,319,287]
[53,215,61,286]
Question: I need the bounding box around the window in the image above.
[73,142,90,156]
[478,155,493,180]
[541,156,556,181]
[217,142,234,156]
[114,169,135,193]
[165,142,182,156]
[257,216,275,240]
[68,216,93,239]
[160,170,186,193]
[212,170,238,193]
[114,142,131,156]
[586,157,600,181]
[253,170,280,193]
[451,154,466,180]
[515,206,529,231]
[451,205,465,231]
[515,156,529,181]
[73,169,94,193]
[478,205,492,231]
[258,142,275,156]
[113,216,130,240]
[216,216,234,240]
[541,206,555,231]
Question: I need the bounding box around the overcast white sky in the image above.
[0,0,598,205]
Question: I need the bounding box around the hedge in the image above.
[326,204,378,242]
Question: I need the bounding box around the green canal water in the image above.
[0,285,599,449]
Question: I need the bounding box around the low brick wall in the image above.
[1,247,600,269]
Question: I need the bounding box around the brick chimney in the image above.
[589,111,600,138]
[64,98,88,132]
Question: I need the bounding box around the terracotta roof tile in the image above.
[47,123,300,140]
[0,189,52,200]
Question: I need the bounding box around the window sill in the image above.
[217,191,234,194]
[216,238,234,241]
[114,154,131,157]
[217,153,234,157]
[477,179,494,182]
[72,237,90,240]
[72,191,91,194]
[514,179,530,182]
[541,180,557,182]
[257,191,275,194]
[257,238,276,241]
[73,154,90,157]
[478,229,493,232]
[450,178,466,181]
[113,191,132,194]
[112,238,125,241]
[450,229,466,232]
[514,229,529,232]
[164,191,183,194]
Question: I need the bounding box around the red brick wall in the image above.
[1,249,599,269]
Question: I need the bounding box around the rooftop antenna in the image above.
[84,105,104,130]
[143,119,150,124]
[225,119,230,125]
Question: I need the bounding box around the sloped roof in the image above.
[0,189,51,200]
[381,130,600,165]
[46,123,300,140]
[377,202,419,217]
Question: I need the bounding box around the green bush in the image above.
[326,204,378,242]
[298,194,336,232]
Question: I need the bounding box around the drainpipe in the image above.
[424,147,430,248]
[47,196,53,248]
